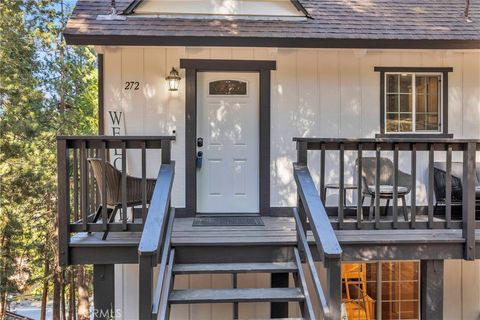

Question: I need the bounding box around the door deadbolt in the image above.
[197,137,203,147]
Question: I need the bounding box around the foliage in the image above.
[0,0,97,317]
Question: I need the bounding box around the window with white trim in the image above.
[385,73,442,134]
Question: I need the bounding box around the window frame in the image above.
[374,67,453,138]
[342,260,421,319]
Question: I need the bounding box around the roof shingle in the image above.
[64,0,480,48]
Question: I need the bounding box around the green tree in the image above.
[1,0,97,319]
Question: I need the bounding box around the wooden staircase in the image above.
[158,247,315,319]
[138,162,343,320]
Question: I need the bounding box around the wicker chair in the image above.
[88,158,156,239]
[356,157,412,221]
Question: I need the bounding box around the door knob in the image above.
[197,137,203,147]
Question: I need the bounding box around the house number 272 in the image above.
[124,81,140,90]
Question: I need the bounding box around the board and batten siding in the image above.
[101,46,480,319]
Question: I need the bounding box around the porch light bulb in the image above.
[166,67,181,91]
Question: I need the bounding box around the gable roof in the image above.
[64,0,480,49]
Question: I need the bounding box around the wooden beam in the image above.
[93,264,115,320]
[57,139,69,266]
[421,260,444,320]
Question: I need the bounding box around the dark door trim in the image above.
[180,59,276,216]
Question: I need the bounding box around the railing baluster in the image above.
[338,143,344,229]
[375,145,381,229]
[320,143,326,203]
[73,148,79,222]
[356,144,363,229]
[410,144,417,229]
[88,148,95,215]
[80,140,88,232]
[446,144,452,228]
[122,141,127,230]
[142,141,147,226]
[101,141,108,231]
[428,144,434,229]
[392,144,399,228]
[95,148,101,210]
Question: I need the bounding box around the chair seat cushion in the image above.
[367,185,409,195]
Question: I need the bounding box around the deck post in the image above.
[326,257,342,320]
[139,254,154,320]
[296,141,308,165]
[462,142,476,260]
[421,260,444,319]
[57,138,69,266]
[93,264,115,320]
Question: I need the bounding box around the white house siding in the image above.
[100,47,480,319]
[444,260,480,320]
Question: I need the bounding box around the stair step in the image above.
[173,262,297,274]
[169,288,304,304]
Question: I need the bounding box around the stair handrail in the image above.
[151,208,175,318]
[293,162,342,320]
[138,160,175,320]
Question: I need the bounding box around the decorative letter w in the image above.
[109,111,123,126]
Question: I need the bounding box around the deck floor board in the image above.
[70,217,479,247]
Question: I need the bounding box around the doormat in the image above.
[193,216,264,227]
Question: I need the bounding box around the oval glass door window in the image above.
[209,80,247,95]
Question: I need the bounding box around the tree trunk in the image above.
[53,266,62,320]
[61,269,67,320]
[69,267,76,320]
[77,266,90,320]
[0,291,6,320]
[0,227,11,320]
[40,259,50,320]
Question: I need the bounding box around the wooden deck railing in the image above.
[294,137,479,260]
[293,163,342,320]
[56,136,175,266]
[138,163,175,320]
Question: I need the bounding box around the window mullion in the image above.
[412,74,416,133]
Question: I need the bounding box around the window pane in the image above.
[400,301,419,319]
[342,263,377,320]
[416,94,426,112]
[399,114,412,132]
[387,94,399,113]
[416,114,425,131]
[387,74,399,93]
[387,113,399,132]
[400,74,412,93]
[343,262,419,320]
[209,80,247,95]
[399,282,419,300]
[382,301,400,319]
[415,75,440,132]
[401,261,420,281]
[427,115,439,131]
[400,95,412,112]
[416,76,426,94]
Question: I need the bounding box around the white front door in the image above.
[197,72,259,213]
